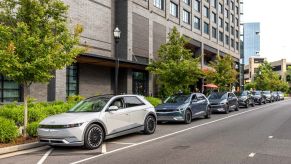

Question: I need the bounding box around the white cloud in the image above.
[243,0,291,62]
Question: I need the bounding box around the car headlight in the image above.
[63,123,84,128]
[39,123,84,129]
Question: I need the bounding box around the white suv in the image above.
[38,95,157,149]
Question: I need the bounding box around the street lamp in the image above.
[114,27,121,95]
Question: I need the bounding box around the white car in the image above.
[38,95,157,149]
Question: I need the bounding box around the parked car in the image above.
[235,91,255,108]
[278,91,285,100]
[262,91,274,103]
[208,92,239,114]
[155,93,211,124]
[252,91,266,105]
[38,95,157,149]
[271,91,279,101]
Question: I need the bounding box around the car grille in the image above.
[39,125,65,129]
[156,109,177,112]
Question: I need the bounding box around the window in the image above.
[194,0,200,12]
[154,0,164,10]
[170,2,178,17]
[203,6,209,18]
[225,35,229,45]
[225,22,229,31]
[211,0,217,8]
[236,41,239,50]
[124,96,145,108]
[226,0,230,5]
[212,27,217,38]
[219,17,223,28]
[219,31,224,42]
[236,18,239,27]
[231,38,234,48]
[110,98,125,109]
[236,29,239,38]
[231,1,234,10]
[204,22,209,34]
[132,71,148,95]
[0,76,21,102]
[225,9,229,18]
[231,26,234,35]
[211,12,217,23]
[219,3,223,14]
[231,14,234,23]
[66,64,79,96]
[184,0,191,5]
[183,10,190,24]
[194,16,201,30]
[236,6,239,14]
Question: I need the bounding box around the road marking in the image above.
[37,148,53,164]
[249,153,256,157]
[101,144,107,154]
[108,142,136,145]
[71,101,288,164]
[0,146,50,160]
[268,136,274,139]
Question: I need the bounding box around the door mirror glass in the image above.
[107,106,118,112]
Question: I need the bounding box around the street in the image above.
[1,99,291,164]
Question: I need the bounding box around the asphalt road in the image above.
[1,99,291,164]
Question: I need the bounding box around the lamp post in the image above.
[113,27,121,95]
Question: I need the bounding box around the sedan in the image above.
[271,92,279,101]
[38,95,157,149]
[235,91,255,108]
[278,91,285,100]
[252,91,266,105]
[262,91,274,103]
[208,92,239,114]
[155,93,211,124]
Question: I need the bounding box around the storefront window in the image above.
[0,76,21,102]
[66,64,79,96]
[132,71,148,96]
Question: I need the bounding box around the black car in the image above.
[252,91,266,105]
[262,91,274,103]
[208,92,239,114]
[278,91,285,100]
[235,91,255,108]
[271,92,279,101]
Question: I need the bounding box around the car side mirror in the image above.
[107,106,118,112]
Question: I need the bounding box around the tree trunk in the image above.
[23,83,30,138]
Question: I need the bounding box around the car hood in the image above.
[155,103,185,110]
[209,99,224,104]
[40,112,101,125]
[238,96,247,99]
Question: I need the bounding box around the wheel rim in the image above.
[186,111,191,122]
[88,127,103,148]
[147,116,156,132]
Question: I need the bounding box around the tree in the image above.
[244,82,256,91]
[146,27,203,97]
[0,0,84,137]
[254,62,273,90]
[204,54,238,91]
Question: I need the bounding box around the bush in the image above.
[67,95,84,103]
[0,105,23,126]
[27,122,39,137]
[145,97,162,107]
[0,117,19,143]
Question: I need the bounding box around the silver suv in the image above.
[38,95,157,149]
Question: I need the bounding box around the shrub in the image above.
[67,95,84,103]
[145,97,162,107]
[0,105,23,126]
[27,122,39,137]
[0,117,19,143]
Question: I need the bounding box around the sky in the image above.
[243,0,291,62]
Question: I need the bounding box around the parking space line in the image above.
[101,144,107,154]
[107,142,136,145]
[37,148,53,164]
[248,152,256,157]
[71,101,285,164]
[0,146,50,160]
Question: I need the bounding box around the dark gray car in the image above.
[208,92,239,114]
[155,93,211,124]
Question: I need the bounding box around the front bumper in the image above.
[209,104,227,112]
[156,111,185,122]
[238,99,247,106]
[37,124,87,146]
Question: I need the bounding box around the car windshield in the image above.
[164,95,190,103]
[235,91,247,96]
[252,91,261,95]
[263,91,270,94]
[67,96,111,113]
[208,92,228,100]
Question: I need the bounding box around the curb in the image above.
[0,142,46,155]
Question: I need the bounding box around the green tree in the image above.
[244,82,256,91]
[146,27,202,97]
[254,62,273,90]
[0,0,84,137]
[204,54,238,91]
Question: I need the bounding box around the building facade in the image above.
[244,57,266,83]
[243,22,260,65]
[0,0,241,102]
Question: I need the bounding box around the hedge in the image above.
[145,97,162,107]
[0,117,19,143]
[27,122,40,137]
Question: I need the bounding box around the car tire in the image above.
[251,100,255,107]
[245,101,249,108]
[259,99,262,105]
[224,105,230,114]
[204,107,211,119]
[144,115,156,134]
[235,103,239,111]
[84,124,104,150]
[184,109,192,124]
[263,99,266,104]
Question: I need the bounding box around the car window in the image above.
[191,94,197,101]
[109,98,125,110]
[197,94,205,100]
[124,96,145,108]
[231,93,236,97]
